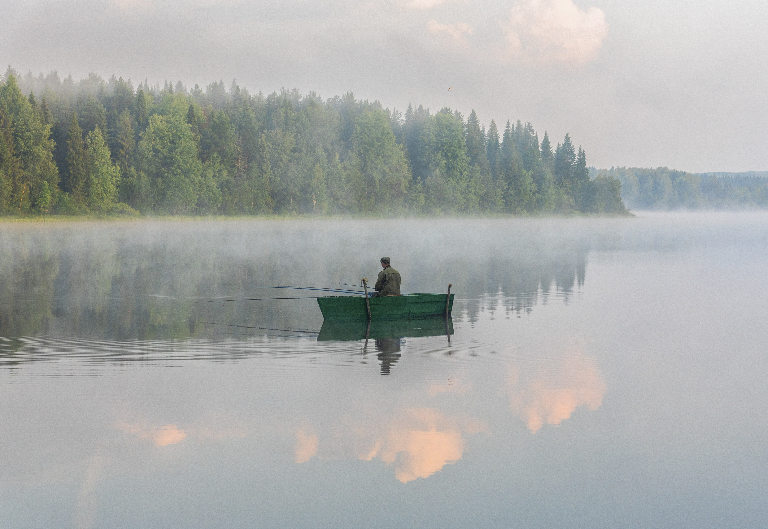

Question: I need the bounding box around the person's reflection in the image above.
[375,338,401,375]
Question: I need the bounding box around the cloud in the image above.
[427,20,474,45]
[403,0,449,9]
[503,0,607,65]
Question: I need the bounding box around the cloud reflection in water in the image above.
[295,408,487,483]
[116,422,188,446]
[507,348,606,433]
[292,343,606,482]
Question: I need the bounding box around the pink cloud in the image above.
[503,0,608,65]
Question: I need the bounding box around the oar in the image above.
[445,284,452,316]
[361,278,372,321]
[445,284,453,343]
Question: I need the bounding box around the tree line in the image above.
[598,167,768,210]
[1,68,628,217]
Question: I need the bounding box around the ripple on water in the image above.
[0,324,518,379]
[0,334,374,374]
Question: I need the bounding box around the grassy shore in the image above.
[0,209,635,224]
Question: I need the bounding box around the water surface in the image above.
[2,213,767,528]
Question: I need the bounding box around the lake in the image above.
[2,213,767,528]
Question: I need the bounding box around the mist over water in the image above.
[0,217,602,344]
[2,213,767,528]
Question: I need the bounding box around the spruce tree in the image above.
[486,120,500,182]
[554,133,576,195]
[573,146,590,210]
[135,89,150,133]
[540,131,554,169]
[465,110,489,172]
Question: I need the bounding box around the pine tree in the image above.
[66,112,87,200]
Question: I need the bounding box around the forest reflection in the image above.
[0,221,590,347]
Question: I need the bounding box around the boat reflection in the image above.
[318,316,453,375]
[317,316,453,342]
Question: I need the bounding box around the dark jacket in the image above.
[374,266,401,296]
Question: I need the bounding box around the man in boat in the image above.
[373,257,401,296]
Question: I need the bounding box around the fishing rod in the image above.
[199,321,320,335]
[151,285,366,303]
[275,285,364,295]
[253,285,365,295]
[204,296,321,303]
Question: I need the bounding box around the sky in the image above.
[2,0,767,172]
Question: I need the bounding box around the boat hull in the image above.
[317,293,454,321]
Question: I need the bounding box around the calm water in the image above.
[2,213,767,528]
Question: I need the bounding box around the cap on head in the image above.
[380,257,390,264]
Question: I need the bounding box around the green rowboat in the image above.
[317,292,454,321]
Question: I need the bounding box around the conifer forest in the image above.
[2,69,631,217]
